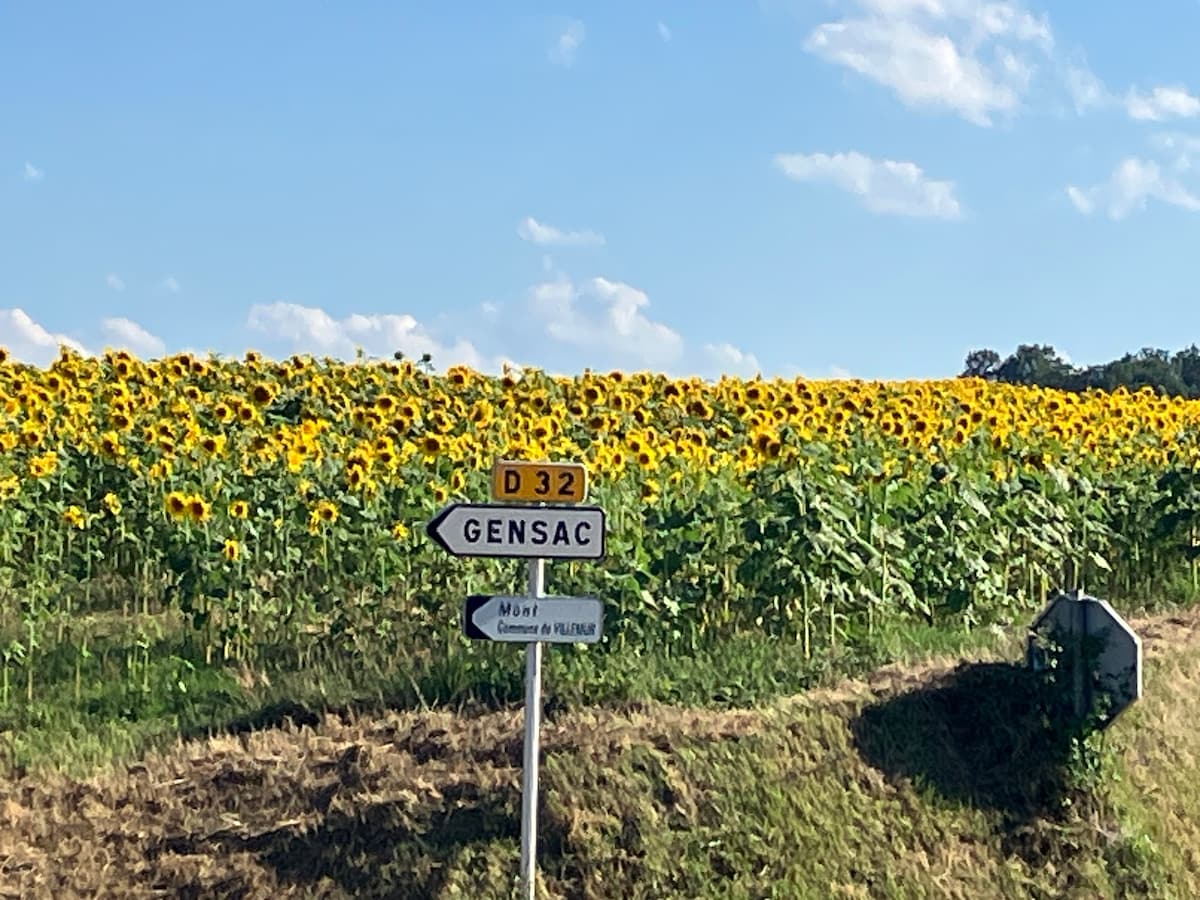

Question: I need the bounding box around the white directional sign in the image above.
[423,465,606,900]
[425,502,606,560]
[463,594,604,644]
[1027,589,1142,727]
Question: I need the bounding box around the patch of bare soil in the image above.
[0,606,1194,899]
[0,704,758,899]
[1130,605,1200,658]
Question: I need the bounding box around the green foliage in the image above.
[5,421,1200,769]
[964,342,1200,398]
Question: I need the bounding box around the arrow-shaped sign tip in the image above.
[425,503,456,550]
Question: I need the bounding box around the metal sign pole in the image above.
[520,556,545,899]
[429,459,605,897]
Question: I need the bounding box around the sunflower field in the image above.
[2,345,1200,707]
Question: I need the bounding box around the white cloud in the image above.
[517,216,605,247]
[703,342,761,378]
[1065,64,1108,114]
[0,292,764,380]
[658,21,672,42]
[1125,85,1200,122]
[246,302,498,372]
[101,317,166,358]
[106,273,125,291]
[22,162,43,181]
[798,1,1200,127]
[1151,132,1200,155]
[0,309,87,366]
[802,0,1054,126]
[549,19,585,66]
[520,276,759,378]
[1049,55,1200,124]
[0,310,168,366]
[162,276,181,293]
[1064,185,1094,215]
[240,231,763,375]
[782,361,857,380]
[529,276,684,370]
[1058,68,1200,123]
[1066,157,1200,220]
[1150,132,1200,173]
[774,150,962,218]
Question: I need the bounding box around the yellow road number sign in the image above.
[491,459,588,504]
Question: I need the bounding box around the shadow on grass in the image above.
[172,644,529,745]
[851,661,1081,860]
[160,781,520,899]
[219,700,322,735]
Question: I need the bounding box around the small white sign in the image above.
[464,594,604,644]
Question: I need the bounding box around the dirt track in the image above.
[2,607,1198,899]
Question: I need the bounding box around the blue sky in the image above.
[4,1,1200,381]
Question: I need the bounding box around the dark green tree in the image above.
[961,348,1002,380]
[964,343,1200,398]
[993,344,1074,389]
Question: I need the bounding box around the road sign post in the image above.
[426,459,603,900]
[1027,588,1143,728]
[520,557,544,899]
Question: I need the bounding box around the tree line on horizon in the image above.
[960,344,1200,399]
